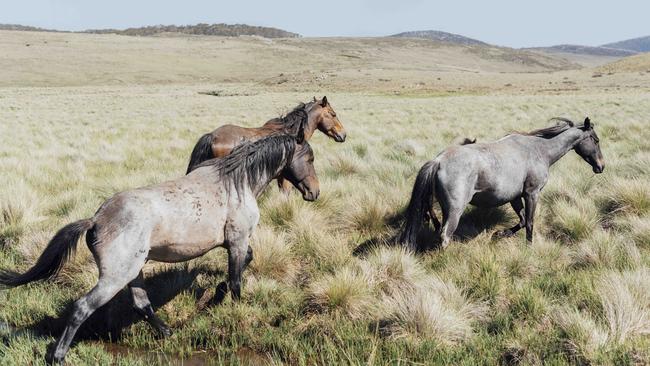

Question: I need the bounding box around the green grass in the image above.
[1,87,650,365]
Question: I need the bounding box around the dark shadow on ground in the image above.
[354,205,513,255]
[27,266,225,342]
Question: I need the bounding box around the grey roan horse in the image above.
[0,132,319,364]
[399,117,604,250]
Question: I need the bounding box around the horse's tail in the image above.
[398,160,439,251]
[0,219,93,287]
[186,133,215,174]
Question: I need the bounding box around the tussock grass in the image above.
[379,277,487,345]
[0,182,40,247]
[361,246,425,295]
[307,266,374,319]
[2,83,650,364]
[248,227,298,283]
[570,230,640,270]
[553,268,650,362]
[600,177,650,216]
[627,216,650,248]
[547,198,601,242]
[599,268,650,343]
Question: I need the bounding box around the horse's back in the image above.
[91,172,235,262]
[210,124,274,158]
[435,139,531,207]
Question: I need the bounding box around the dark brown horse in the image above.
[186,96,346,191]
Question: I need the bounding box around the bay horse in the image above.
[0,132,319,364]
[186,96,345,191]
[399,117,604,250]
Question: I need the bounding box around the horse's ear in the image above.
[313,96,317,102]
[321,96,328,107]
[584,117,592,129]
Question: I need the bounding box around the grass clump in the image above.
[248,227,298,283]
[307,266,374,319]
[570,230,640,270]
[547,198,600,242]
[379,277,487,345]
[600,178,650,216]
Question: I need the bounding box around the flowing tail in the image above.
[0,219,93,287]
[398,160,439,251]
[186,133,215,174]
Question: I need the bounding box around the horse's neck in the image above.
[304,110,320,140]
[537,129,584,166]
[249,163,287,198]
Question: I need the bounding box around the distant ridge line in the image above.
[0,23,300,39]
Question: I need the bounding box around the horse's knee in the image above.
[70,299,92,325]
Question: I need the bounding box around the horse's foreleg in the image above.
[495,198,525,238]
[227,240,249,301]
[244,245,254,269]
[523,191,540,243]
[129,271,171,337]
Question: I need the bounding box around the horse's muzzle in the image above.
[303,189,320,201]
[333,131,346,143]
[593,165,604,174]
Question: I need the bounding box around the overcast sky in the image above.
[1,0,648,48]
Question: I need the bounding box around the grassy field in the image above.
[1,31,650,365]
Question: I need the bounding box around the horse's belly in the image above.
[148,240,222,263]
[470,192,511,207]
[470,185,522,207]
[148,216,226,263]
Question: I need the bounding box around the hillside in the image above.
[0,23,63,32]
[602,35,650,52]
[529,44,637,57]
[598,52,650,73]
[85,23,300,38]
[0,30,576,89]
[390,30,488,46]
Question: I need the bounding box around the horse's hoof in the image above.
[493,230,511,239]
[157,326,172,338]
[45,352,63,365]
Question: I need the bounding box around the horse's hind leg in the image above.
[46,277,129,364]
[494,198,525,238]
[428,208,442,233]
[129,271,171,337]
[440,206,463,249]
[438,185,471,249]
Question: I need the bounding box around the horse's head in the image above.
[574,117,605,174]
[308,96,347,143]
[282,135,320,201]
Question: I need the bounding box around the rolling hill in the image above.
[602,35,650,53]
[598,52,650,73]
[528,44,637,57]
[0,30,576,89]
[390,30,488,46]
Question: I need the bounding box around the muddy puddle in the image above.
[102,342,270,365]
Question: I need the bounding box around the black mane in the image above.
[265,102,313,136]
[521,118,576,139]
[197,134,297,194]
